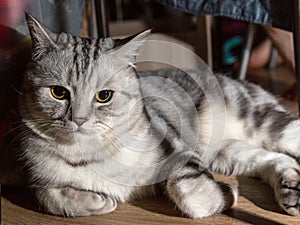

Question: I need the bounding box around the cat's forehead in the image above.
[37,34,119,86]
[38,55,126,93]
[56,33,115,56]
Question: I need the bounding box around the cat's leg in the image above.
[165,163,238,218]
[210,139,300,216]
[36,187,117,217]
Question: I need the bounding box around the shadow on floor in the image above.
[225,208,285,225]
[131,196,182,218]
[2,185,40,213]
[237,176,285,214]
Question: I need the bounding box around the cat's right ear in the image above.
[25,12,58,60]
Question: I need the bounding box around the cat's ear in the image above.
[25,12,58,60]
[114,30,151,66]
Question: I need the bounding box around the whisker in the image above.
[8,120,54,146]
[94,120,125,152]
[11,84,24,95]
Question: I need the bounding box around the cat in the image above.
[17,12,300,218]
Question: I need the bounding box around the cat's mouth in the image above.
[70,127,92,135]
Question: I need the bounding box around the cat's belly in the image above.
[199,104,270,147]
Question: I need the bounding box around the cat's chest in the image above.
[34,138,160,201]
[51,158,151,201]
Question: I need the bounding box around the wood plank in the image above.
[2,174,300,225]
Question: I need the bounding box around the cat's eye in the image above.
[96,90,113,103]
[50,86,69,100]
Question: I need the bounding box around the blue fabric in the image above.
[159,0,292,31]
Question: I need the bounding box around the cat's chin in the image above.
[70,127,97,136]
[67,128,98,140]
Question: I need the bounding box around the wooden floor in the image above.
[2,65,300,224]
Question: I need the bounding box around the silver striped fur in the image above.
[18,13,300,218]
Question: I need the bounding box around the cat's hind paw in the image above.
[277,179,300,216]
[167,171,238,218]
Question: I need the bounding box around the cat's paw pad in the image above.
[277,179,300,216]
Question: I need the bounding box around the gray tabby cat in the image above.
[19,13,300,218]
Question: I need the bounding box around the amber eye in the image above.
[95,90,113,103]
[50,86,68,100]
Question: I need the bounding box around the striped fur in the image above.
[17,13,300,218]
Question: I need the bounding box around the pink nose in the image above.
[73,118,87,126]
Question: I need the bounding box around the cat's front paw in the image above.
[37,187,117,217]
[64,190,117,217]
[277,179,300,216]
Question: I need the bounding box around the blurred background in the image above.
[0,0,296,125]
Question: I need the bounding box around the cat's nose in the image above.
[73,117,88,126]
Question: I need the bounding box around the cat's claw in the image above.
[276,178,300,216]
[80,192,117,215]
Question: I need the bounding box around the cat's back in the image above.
[137,69,211,144]
[138,69,208,107]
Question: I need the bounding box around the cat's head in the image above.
[20,13,150,144]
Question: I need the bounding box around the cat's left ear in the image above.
[25,12,59,60]
[114,30,151,66]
